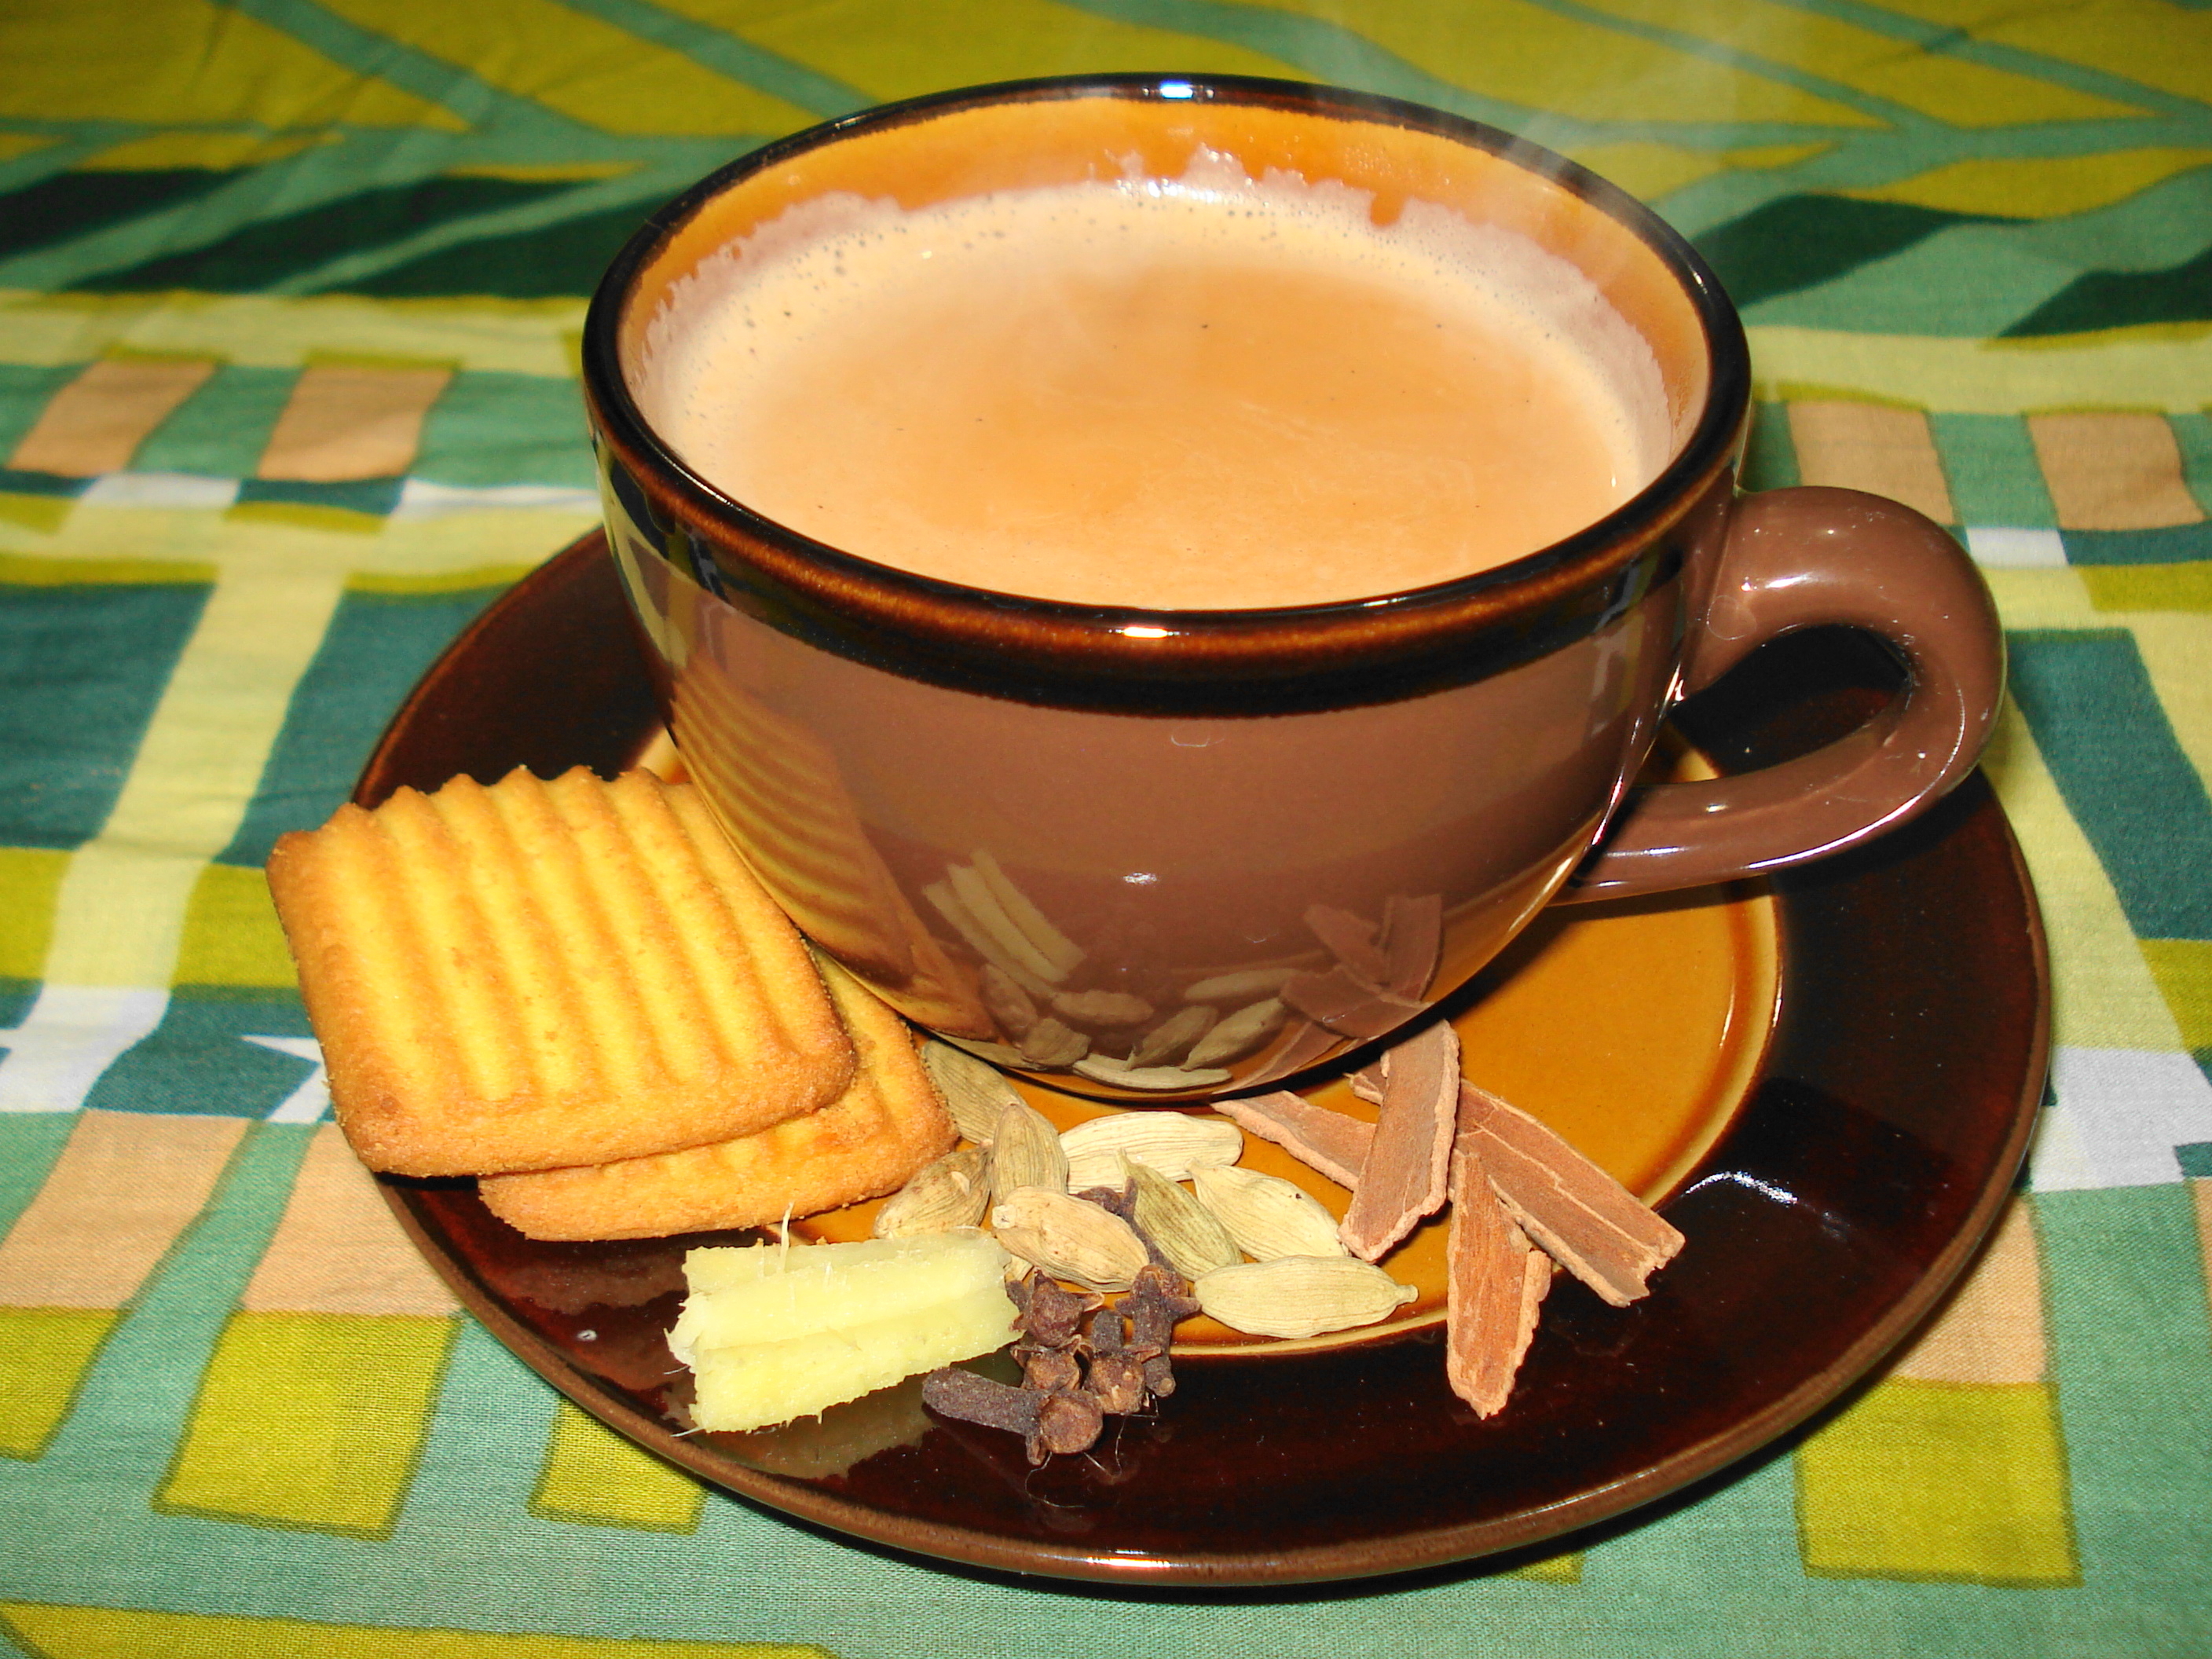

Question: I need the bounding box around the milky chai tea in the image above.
[632,154,1672,610]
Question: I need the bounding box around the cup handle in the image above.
[1561,485,2004,903]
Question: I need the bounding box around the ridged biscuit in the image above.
[478,956,958,1240]
[267,766,854,1176]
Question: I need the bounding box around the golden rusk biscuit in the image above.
[266,766,855,1177]
[478,955,958,1240]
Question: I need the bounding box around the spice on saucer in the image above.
[1214,1090,1373,1188]
[1203,1029,1686,1418]
[1192,1254,1418,1339]
[1339,1021,1459,1261]
[924,1264,1201,1463]
[1445,1129,1551,1418]
[1457,1080,1685,1306]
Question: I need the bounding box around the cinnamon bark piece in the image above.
[1303,903,1390,985]
[1279,964,1426,1039]
[1445,1129,1551,1418]
[1214,1091,1375,1189]
[1459,1080,1684,1306]
[1338,1022,1459,1261]
[1378,894,1443,999]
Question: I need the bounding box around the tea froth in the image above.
[637,157,1667,610]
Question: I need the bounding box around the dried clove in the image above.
[1087,1353,1149,1416]
[922,1367,1042,1437]
[1082,1304,1126,1358]
[1021,1276,1100,1349]
[1129,1263,1203,1332]
[1029,1390,1104,1463]
[1020,1347,1082,1393]
[1073,1183,1134,1219]
[1083,1171,1182,1273]
[923,1266,1201,1459]
[1141,1353,1174,1401]
[1124,1265,1201,1400]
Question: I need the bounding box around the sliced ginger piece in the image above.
[671,1232,1016,1432]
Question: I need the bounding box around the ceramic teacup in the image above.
[581,74,2003,1100]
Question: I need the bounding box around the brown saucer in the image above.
[361,533,2047,1586]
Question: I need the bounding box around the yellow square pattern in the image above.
[174,862,298,990]
[1796,1379,2078,1585]
[0,1603,837,1659]
[1507,1549,1583,1584]
[156,1309,456,1537]
[531,1398,705,1533]
[0,1306,122,1459]
[2138,939,2212,1051]
[0,847,66,983]
[2083,562,2212,614]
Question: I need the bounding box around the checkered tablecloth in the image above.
[2,2,2209,1654]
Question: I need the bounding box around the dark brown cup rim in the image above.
[581,72,1752,713]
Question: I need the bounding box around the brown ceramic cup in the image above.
[581,75,2003,1101]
